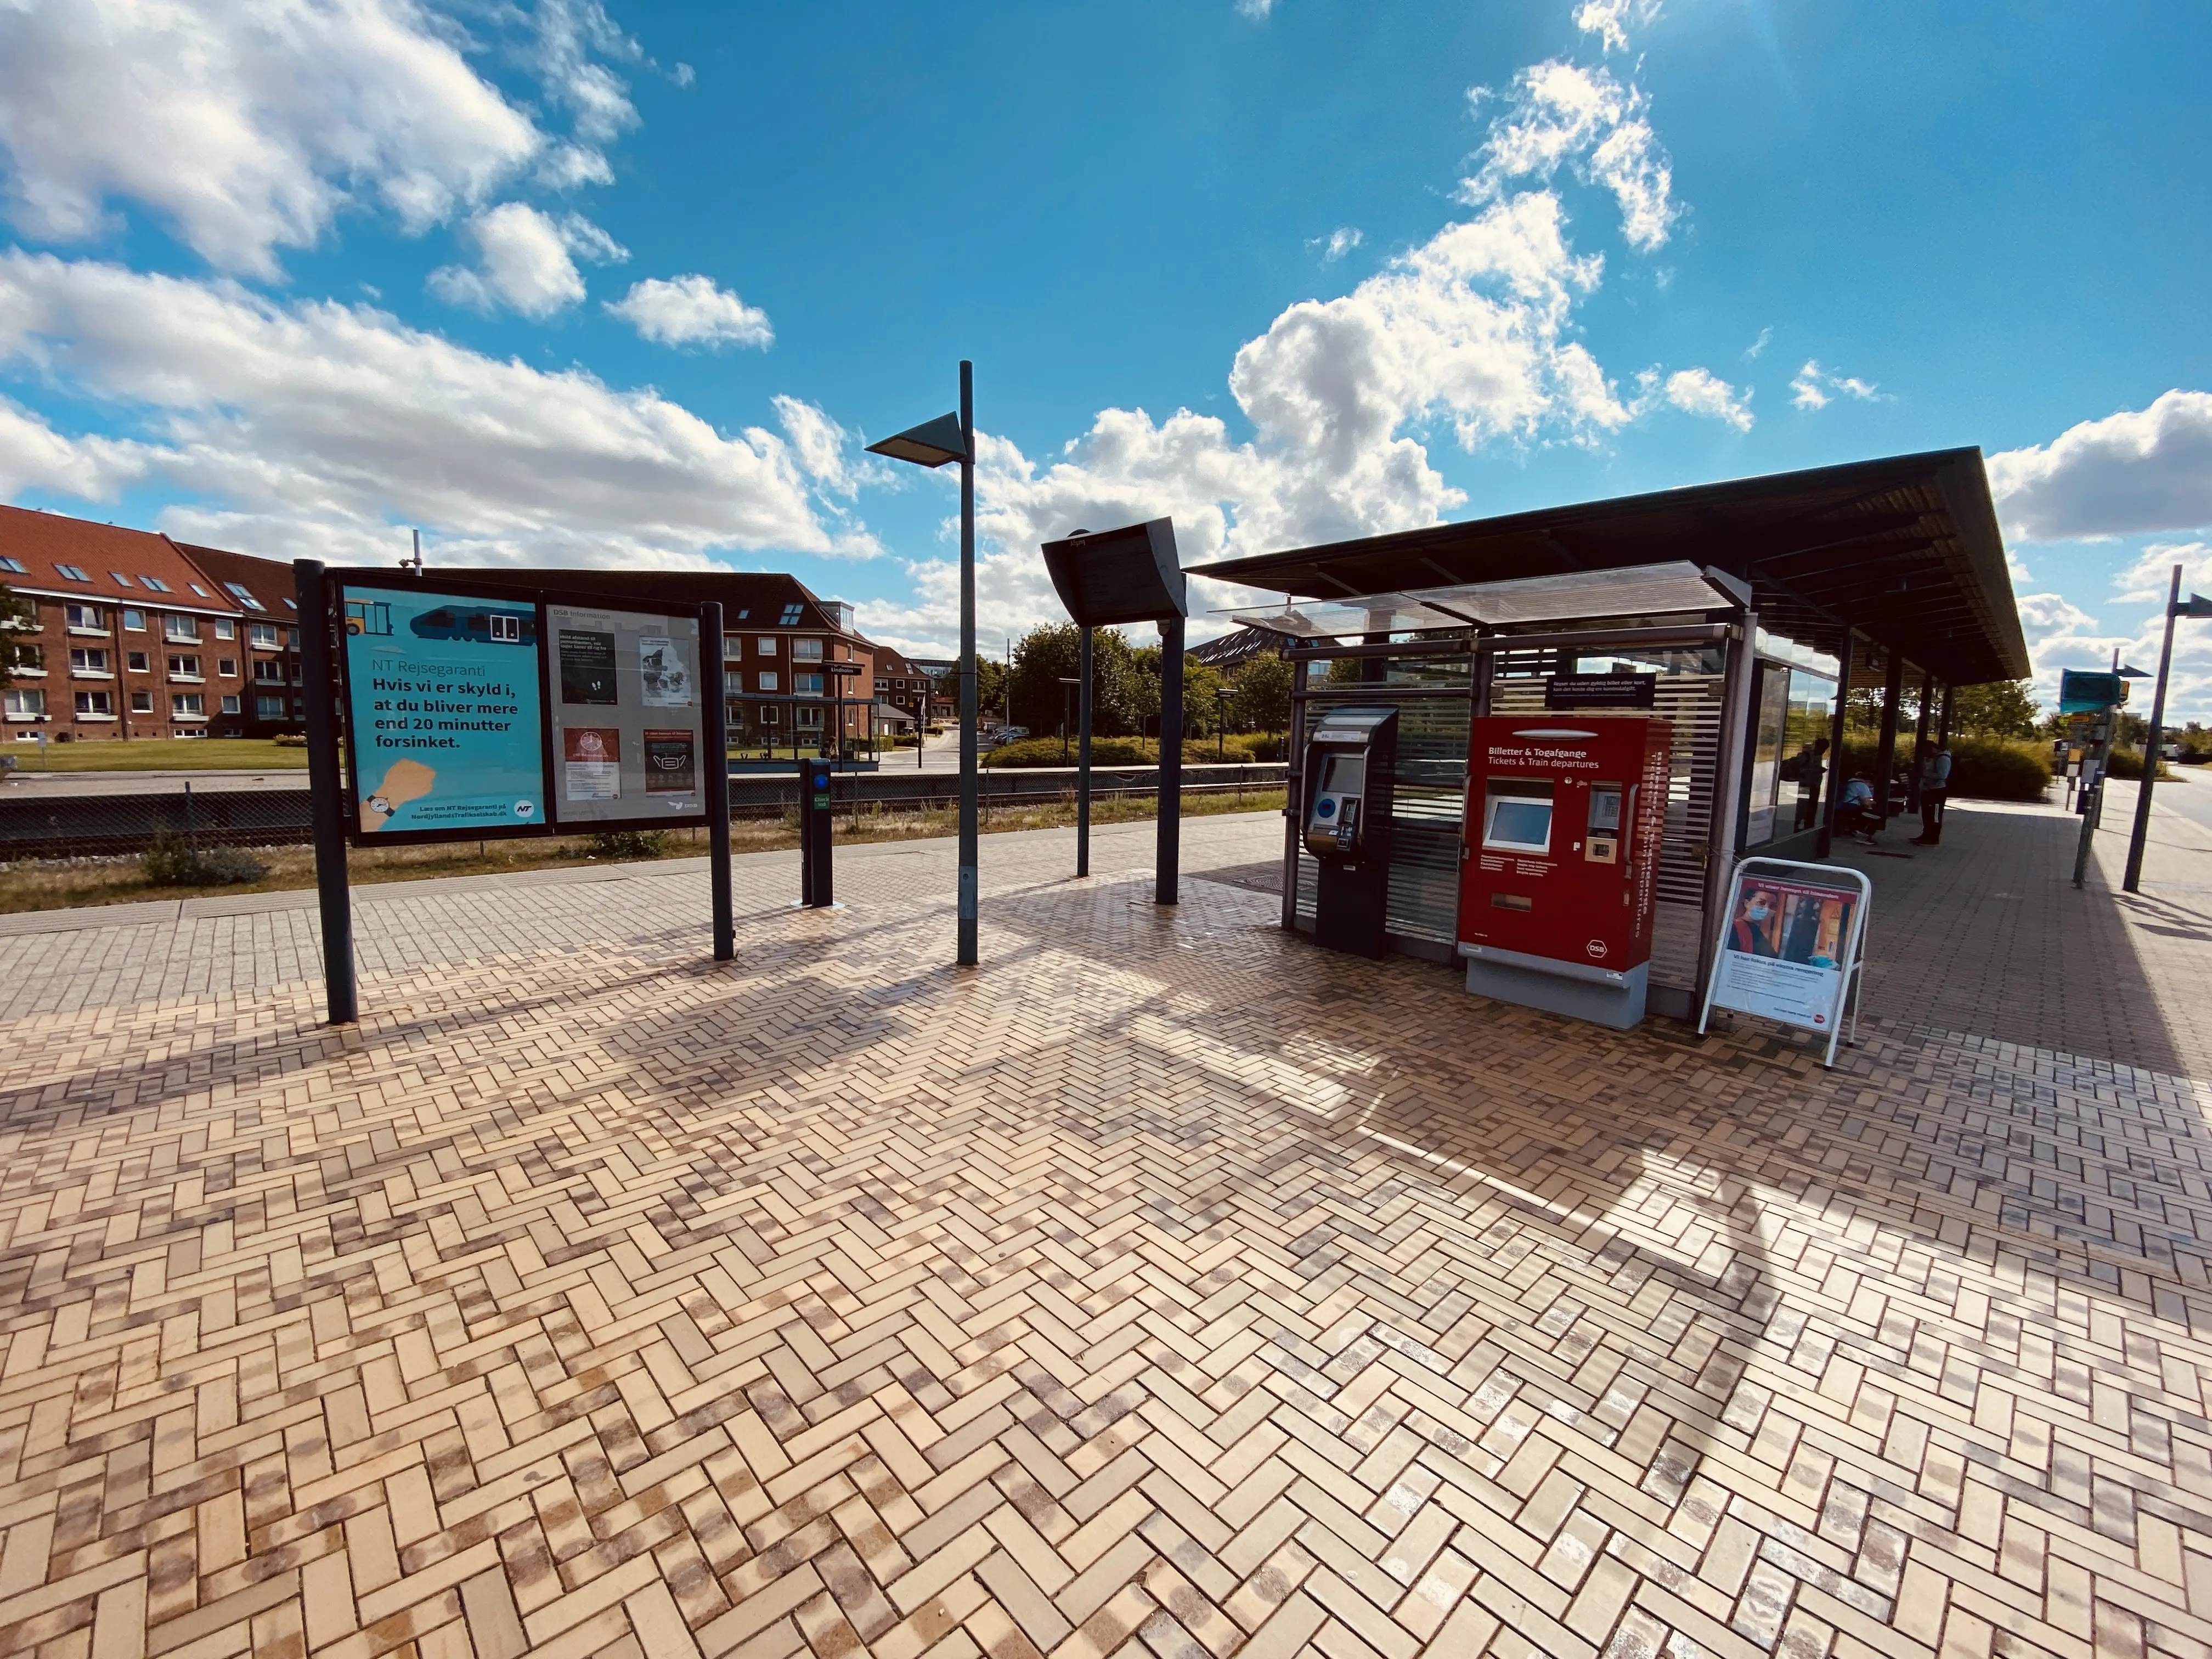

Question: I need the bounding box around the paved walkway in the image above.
[0,798,2209,1659]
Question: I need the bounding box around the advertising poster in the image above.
[545,604,706,827]
[1712,876,1857,1029]
[341,584,545,837]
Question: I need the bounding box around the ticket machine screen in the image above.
[1317,753,1366,797]
[1482,786,1554,854]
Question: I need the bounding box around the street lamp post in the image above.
[2124,567,2212,893]
[1059,676,1079,765]
[866,367,979,965]
[1215,685,1235,762]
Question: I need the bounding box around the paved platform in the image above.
[0,794,2208,1659]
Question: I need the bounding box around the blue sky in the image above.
[2,1,2210,714]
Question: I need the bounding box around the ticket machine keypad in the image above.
[1585,785,1622,865]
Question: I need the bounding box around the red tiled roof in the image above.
[0,505,241,614]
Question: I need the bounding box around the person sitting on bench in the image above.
[1835,772,1880,844]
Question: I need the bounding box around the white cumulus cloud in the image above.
[1652,366,1752,432]
[1575,0,1661,53]
[1789,359,1880,411]
[1988,390,2212,543]
[0,251,861,567]
[1464,61,1677,251]
[607,275,774,349]
[0,0,558,278]
[428,202,625,318]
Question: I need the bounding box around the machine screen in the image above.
[1483,791,1554,854]
[1316,753,1367,797]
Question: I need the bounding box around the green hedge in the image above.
[1836,736,2051,802]
[980,734,1284,769]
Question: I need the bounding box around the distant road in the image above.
[1,768,308,798]
[2152,765,2212,836]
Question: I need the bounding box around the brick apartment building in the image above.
[1,504,900,752]
[872,645,936,727]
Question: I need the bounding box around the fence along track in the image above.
[0,763,1289,859]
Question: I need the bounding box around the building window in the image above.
[74,691,114,717]
[126,651,149,673]
[130,690,154,714]
[255,695,285,720]
[217,658,238,677]
[122,608,145,631]
[163,616,199,643]
[70,647,112,675]
[139,575,171,592]
[253,659,283,683]
[755,636,778,655]
[167,654,203,680]
[795,704,823,730]
[64,603,105,631]
[797,672,823,696]
[213,619,235,640]
[724,671,744,696]
[225,583,264,610]
[249,623,280,648]
[758,671,778,692]
[56,563,89,582]
[780,603,804,625]
[221,695,240,714]
[4,689,45,718]
[109,571,134,588]
[759,703,779,725]
[8,643,42,674]
[189,584,213,599]
[171,693,205,717]
[793,638,824,662]
[287,628,300,648]
[0,556,23,574]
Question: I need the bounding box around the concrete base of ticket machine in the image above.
[1458,943,1650,1030]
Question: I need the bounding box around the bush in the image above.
[141,832,269,887]
[586,829,671,859]
[273,733,308,747]
[2103,749,2176,781]
[1836,736,2050,803]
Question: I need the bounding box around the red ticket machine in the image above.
[1457,715,1672,1028]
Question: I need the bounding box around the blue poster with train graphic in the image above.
[341,585,545,836]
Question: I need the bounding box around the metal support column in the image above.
[295,558,357,1024]
[1156,615,1184,905]
[1076,625,1093,877]
[1906,670,1933,813]
[1695,612,1759,1005]
[2124,564,2185,893]
[956,362,979,963]
[1282,652,1308,929]
[1872,651,1905,828]
[701,602,732,960]
[1817,630,1855,859]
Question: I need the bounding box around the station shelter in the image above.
[1195,447,2029,1022]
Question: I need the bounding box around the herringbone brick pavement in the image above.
[1,811,2209,1659]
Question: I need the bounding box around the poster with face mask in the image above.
[1712,872,1860,1031]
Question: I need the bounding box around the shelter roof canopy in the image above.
[1193,447,2027,686]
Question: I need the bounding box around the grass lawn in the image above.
[0,789,1285,912]
[3,737,310,771]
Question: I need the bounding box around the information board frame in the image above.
[330,572,714,847]
[543,599,709,834]
[1696,855,1871,1068]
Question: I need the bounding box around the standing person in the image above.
[1910,741,1953,846]
[1791,737,1831,831]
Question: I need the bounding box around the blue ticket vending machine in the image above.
[1302,707,1398,957]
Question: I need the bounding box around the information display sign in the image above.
[1697,857,1871,1068]
[340,582,546,840]
[546,604,707,828]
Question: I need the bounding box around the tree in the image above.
[1948,680,2039,740]
[1229,651,1292,734]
